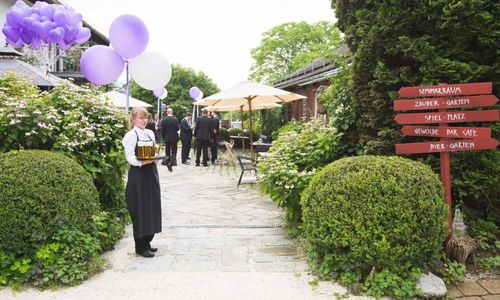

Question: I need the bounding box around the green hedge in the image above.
[301,156,447,296]
[0,73,128,218]
[0,150,100,257]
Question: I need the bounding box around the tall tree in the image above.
[331,0,499,154]
[130,64,219,119]
[250,21,342,84]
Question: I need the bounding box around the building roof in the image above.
[274,43,349,89]
[0,56,66,87]
[25,0,109,46]
[0,46,23,57]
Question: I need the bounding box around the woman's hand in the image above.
[141,160,155,165]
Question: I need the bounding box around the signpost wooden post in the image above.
[393,82,498,235]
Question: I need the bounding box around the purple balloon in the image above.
[153,88,164,97]
[32,21,53,38]
[53,9,67,26]
[8,9,27,28]
[22,16,36,28]
[67,11,82,26]
[189,87,201,99]
[161,103,167,110]
[2,26,20,42]
[63,25,78,40]
[74,27,91,44]
[80,45,125,85]
[109,15,149,59]
[39,4,55,19]
[47,27,64,43]
[19,28,33,44]
[6,11,21,28]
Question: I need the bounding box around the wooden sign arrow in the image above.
[394,95,498,111]
[396,138,498,155]
[398,82,492,97]
[394,110,499,124]
[401,126,491,139]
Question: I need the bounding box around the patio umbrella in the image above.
[194,81,305,157]
[100,90,152,108]
[205,103,281,154]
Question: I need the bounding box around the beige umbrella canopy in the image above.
[100,90,152,108]
[204,102,281,112]
[195,81,305,157]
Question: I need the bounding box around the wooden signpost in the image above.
[394,82,499,234]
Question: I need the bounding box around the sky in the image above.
[62,0,336,89]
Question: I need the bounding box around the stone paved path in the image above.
[448,280,500,299]
[1,156,369,300]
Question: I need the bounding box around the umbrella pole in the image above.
[247,98,254,159]
[240,105,245,155]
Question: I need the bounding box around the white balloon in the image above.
[195,91,204,101]
[129,52,172,90]
[159,88,168,100]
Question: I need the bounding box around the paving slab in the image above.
[480,280,500,295]
[447,285,464,298]
[457,282,489,296]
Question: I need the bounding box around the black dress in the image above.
[125,130,162,247]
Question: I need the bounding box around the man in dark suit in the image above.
[179,112,193,164]
[210,112,220,164]
[194,109,213,167]
[161,108,179,172]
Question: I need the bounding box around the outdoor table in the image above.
[252,141,272,157]
[230,135,250,149]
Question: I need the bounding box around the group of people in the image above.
[121,107,220,257]
[146,108,220,170]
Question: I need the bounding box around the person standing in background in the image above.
[145,113,155,132]
[210,112,220,164]
[194,109,212,167]
[161,108,179,172]
[180,112,193,164]
[153,113,161,143]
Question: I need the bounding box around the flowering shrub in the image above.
[0,73,128,217]
[258,120,341,224]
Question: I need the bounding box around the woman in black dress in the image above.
[121,107,162,257]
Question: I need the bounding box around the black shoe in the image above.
[195,164,200,167]
[167,165,172,172]
[182,161,189,165]
[149,247,158,252]
[203,164,208,167]
[136,250,155,258]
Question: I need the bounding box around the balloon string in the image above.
[125,61,130,113]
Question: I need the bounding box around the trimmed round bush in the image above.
[0,150,100,257]
[301,155,447,277]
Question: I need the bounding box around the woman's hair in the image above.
[147,113,153,122]
[128,107,149,130]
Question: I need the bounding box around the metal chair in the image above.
[236,156,257,186]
